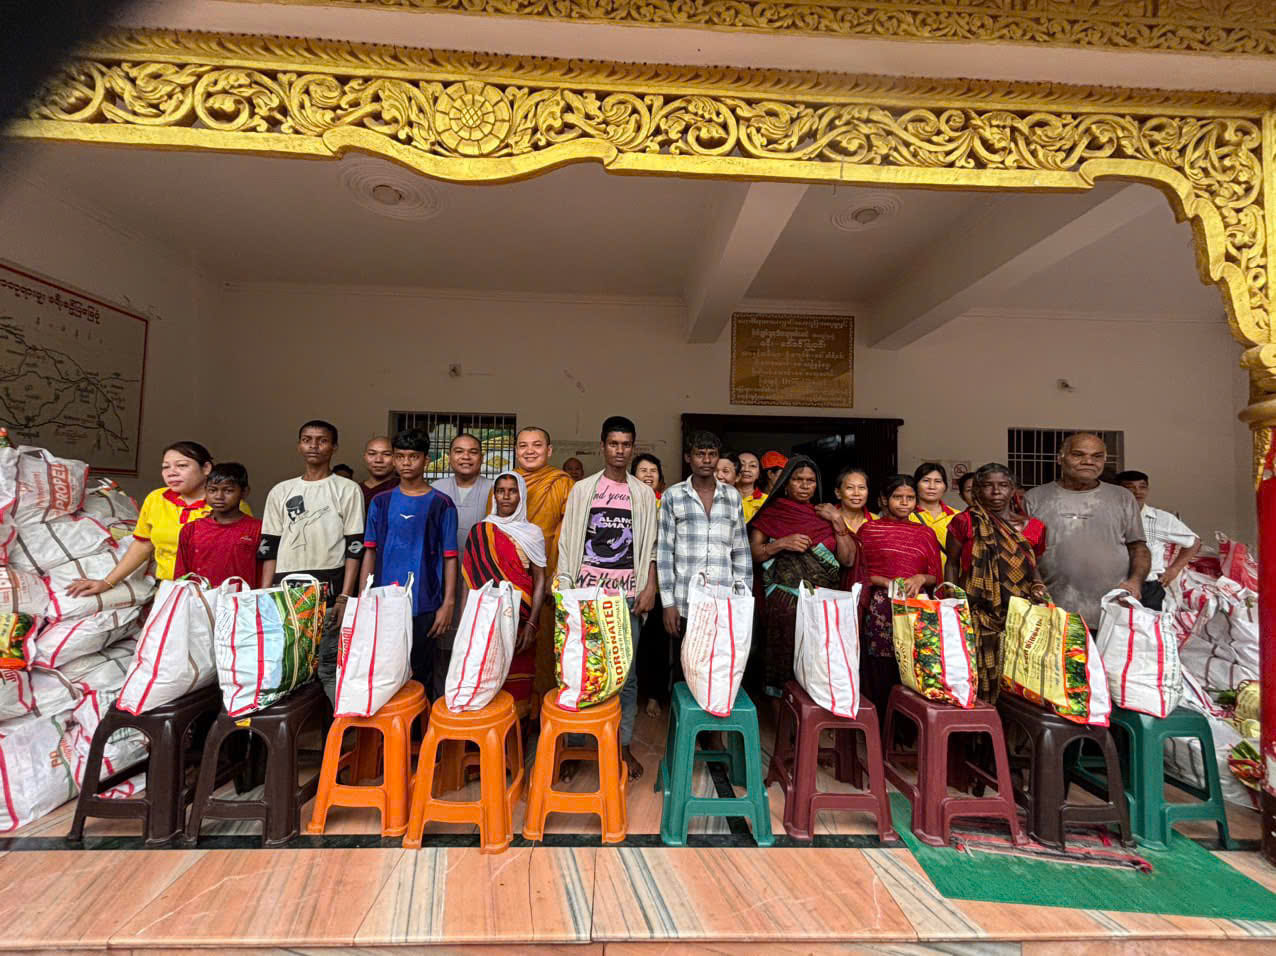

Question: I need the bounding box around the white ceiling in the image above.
[0,140,1226,325]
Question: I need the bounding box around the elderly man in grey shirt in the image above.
[1024,433,1151,630]
[432,432,495,695]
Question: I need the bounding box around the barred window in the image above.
[388,411,517,480]
[1007,427,1125,489]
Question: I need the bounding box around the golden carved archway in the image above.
[6,30,1275,382]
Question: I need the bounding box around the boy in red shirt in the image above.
[174,463,262,586]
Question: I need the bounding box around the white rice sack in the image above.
[62,687,147,797]
[12,446,88,525]
[0,445,16,562]
[79,479,139,531]
[0,566,49,617]
[0,710,77,831]
[30,641,137,715]
[8,512,117,575]
[44,548,154,622]
[0,669,35,721]
[24,607,141,669]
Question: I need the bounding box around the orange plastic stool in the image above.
[403,690,524,853]
[523,689,627,843]
[306,680,428,837]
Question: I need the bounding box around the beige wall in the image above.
[0,170,212,504]
[210,284,1251,544]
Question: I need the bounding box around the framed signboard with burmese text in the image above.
[730,313,854,408]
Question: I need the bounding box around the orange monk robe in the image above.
[517,465,575,693]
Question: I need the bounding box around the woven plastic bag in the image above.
[682,574,754,717]
[1002,596,1111,726]
[24,607,140,669]
[794,581,860,718]
[7,512,117,575]
[0,711,77,831]
[553,585,632,710]
[891,581,977,708]
[445,579,517,713]
[12,446,88,525]
[0,611,37,669]
[335,574,414,718]
[214,574,324,717]
[0,566,48,617]
[117,577,240,715]
[1095,589,1183,718]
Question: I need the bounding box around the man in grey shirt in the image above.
[1024,432,1150,630]
[432,432,495,695]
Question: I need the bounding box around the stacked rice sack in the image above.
[0,438,155,830]
[1163,551,1260,807]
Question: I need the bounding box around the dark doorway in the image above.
[680,414,904,503]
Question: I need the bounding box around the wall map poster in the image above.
[0,260,147,474]
[730,313,853,407]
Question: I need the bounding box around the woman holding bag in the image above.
[944,463,1049,701]
[748,456,857,700]
[857,475,943,710]
[459,471,547,711]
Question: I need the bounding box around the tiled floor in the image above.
[1,704,1273,952]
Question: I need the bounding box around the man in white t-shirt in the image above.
[258,419,365,601]
[1117,470,1200,610]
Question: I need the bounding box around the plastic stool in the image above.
[306,681,429,837]
[523,689,627,843]
[185,681,329,847]
[403,691,523,853]
[883,685,1025,847]
[657,682,773,847]
[766,681,897,842]
[68,685,224,846]
[997,692,1131,848]
[1105,705,1233,849]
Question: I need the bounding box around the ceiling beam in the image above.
[865,185,1168,350]
[684,181,808,343]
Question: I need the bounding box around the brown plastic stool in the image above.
[997,691,1131,848]
[185,680,329,847]
[883,684,1026,847]
[523,689,627,844]
[403,690,524,853]
[68,685,224,846]
[765,681,898,842]
[306,680,429,837]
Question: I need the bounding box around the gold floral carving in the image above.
[6,28,1273,352]
[248,0,1276,57]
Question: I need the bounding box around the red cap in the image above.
[761,451,788,470]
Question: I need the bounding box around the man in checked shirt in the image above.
[656,430,754,686]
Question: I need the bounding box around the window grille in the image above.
[1007,428,1125,489]
[388,410,517,480]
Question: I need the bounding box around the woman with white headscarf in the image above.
[459,470,547,709]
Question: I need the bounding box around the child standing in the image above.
[360,428,458,696]
[174,463,262,587]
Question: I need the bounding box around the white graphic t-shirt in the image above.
[260,474,364,574]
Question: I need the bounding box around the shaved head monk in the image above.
[516,427,575,692]
[361,435,398,513]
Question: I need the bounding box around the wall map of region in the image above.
[0,261,147,474]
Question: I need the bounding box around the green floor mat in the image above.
[889,793,1276,920]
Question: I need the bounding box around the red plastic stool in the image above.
[883,685,1025,847]
[765,681,897,842]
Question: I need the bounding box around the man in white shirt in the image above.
[1117,469,1200,611]
[431,432,495,695]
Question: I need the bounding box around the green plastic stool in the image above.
[657,682,774,847]
[1106,705,1234,849]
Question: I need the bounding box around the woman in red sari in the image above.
[749,456,858,699]
[460,471,547,711]
[857,474,943,711]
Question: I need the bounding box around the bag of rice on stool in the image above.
[553,585,632,710]
[890,581,977,708]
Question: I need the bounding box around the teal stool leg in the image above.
[728,731,747,789]
[740,722,774,847]
[660,692,700,846]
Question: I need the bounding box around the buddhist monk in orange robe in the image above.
[515,426,575,694]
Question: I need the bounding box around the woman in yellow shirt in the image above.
[67,441,248,594]
[909,461,957,565]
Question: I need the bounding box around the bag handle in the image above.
[218,575,250,596]
[731,579,752,597]
[933,582,966,601]
[1101,588,1143,610]
[175,573,211,589]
